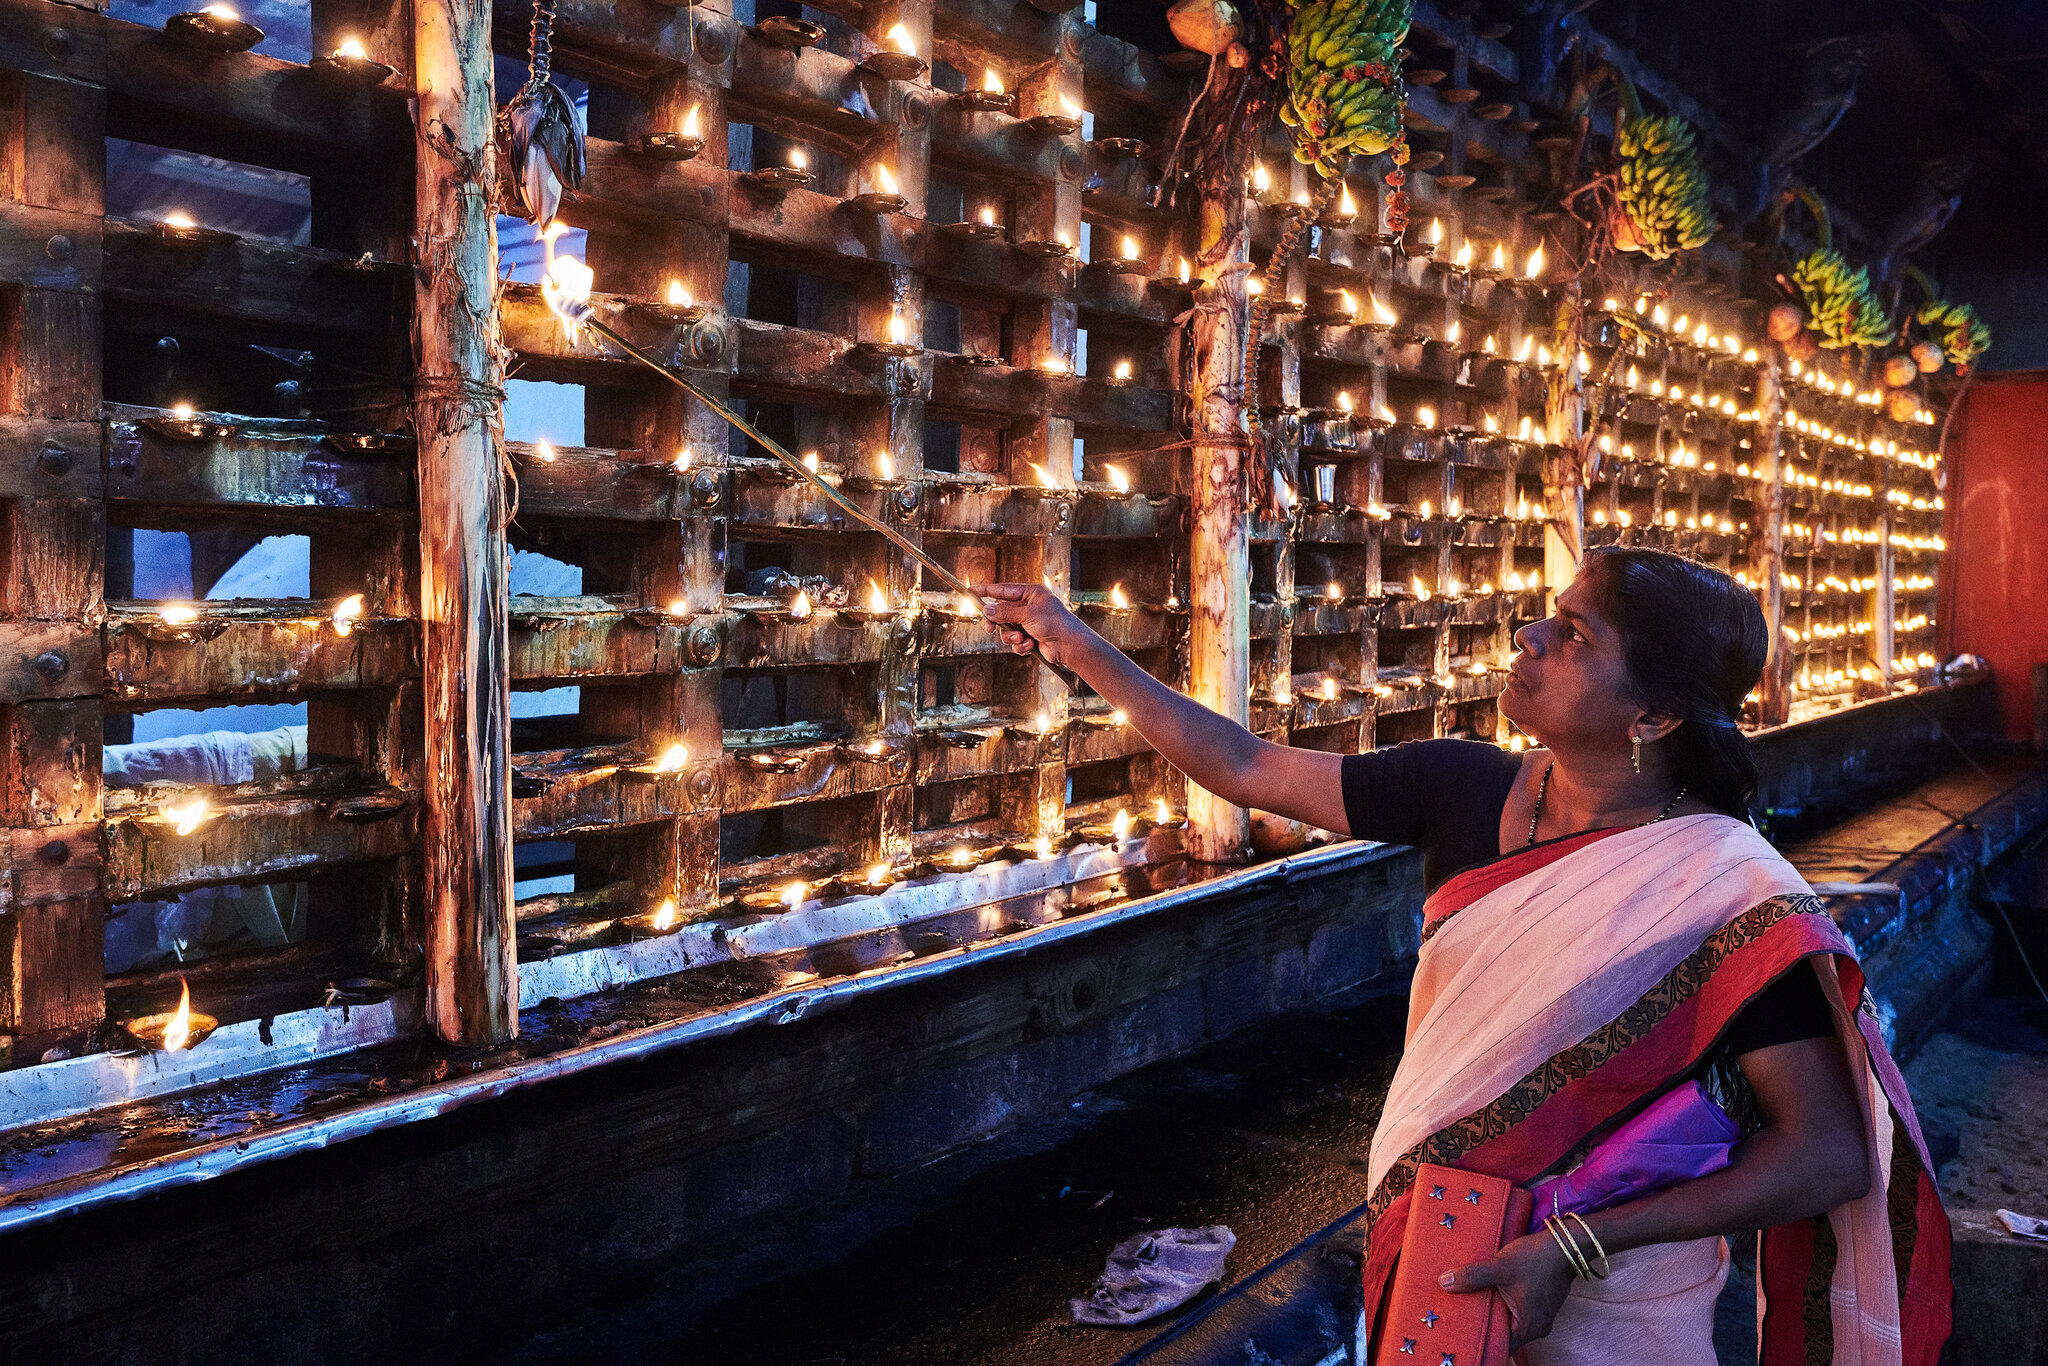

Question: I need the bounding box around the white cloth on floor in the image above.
[1069,1225,1236,1326]
[104,728,255,787]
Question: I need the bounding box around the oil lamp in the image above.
[861,22,928,79]
[1107,583,1131,610]
[639,102,705,160]
[848,163,909,215]
[1091,234,1149,276]
[160,795,214,836]
[750,14,826,48]
[123,978,218,1053]
[167,5,263,53]
[960,68,1016,113]
[143,400,235,440]
[1028,92,1085,136]
[331,593,365,636]
[742,146,813,192]
[946,203,1005,240]
[1017,225,1075,258]
[311,35,394,84]
[1104,464,1130,493]
[1327,182,1359,227]
[1109,359,1133,385]
[1111,808,1132,843]
[1523,243,1545,282]
[160,603,200,625]
[860,303,921,357]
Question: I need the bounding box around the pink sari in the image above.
[1357,814,1952,1366]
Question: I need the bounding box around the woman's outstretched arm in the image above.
[978,583,1352,834]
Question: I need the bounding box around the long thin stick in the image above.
[578,313,1081,690]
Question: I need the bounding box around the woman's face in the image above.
[1500,577,1643,748]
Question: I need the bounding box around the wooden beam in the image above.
[414,0,515,1045]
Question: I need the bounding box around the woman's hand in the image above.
[1439,1230,1579,1352]
[977,582,1088,672]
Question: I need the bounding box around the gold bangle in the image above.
[1544,1215,1593,1280]
[1563,1212,1611,1279]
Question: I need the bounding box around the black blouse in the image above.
[1339,738,1834,1057]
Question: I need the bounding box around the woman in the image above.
[981,546,1950,1364]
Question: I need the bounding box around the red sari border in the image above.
[1423,827,1629,937]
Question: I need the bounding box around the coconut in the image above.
[1766,304,1805,343]
[1883,354,1918,388]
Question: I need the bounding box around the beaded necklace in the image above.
[1525,761,1688,847]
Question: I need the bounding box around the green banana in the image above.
[1611,114,1717,259]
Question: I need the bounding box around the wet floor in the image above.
[499,984,1411,1366]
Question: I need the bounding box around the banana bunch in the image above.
[1279,0,1413,178]
[1791,248,1893,349]
[1612,115,1717,259]
[1915,299,1990,369]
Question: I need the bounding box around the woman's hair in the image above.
[1575,546,1769,817]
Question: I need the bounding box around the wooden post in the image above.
[1751,359,1793,726]
[1185,182,1252,865]
[414,0,516,1044]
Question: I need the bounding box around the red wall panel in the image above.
[1942,374,2048,739]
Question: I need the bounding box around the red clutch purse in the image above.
[1372,1164,1534,1366]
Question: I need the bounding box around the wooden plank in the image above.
[101,789,418,901]
[507,440,690,521]
[103,14,408,167]
[0,200,97,290]
[102,414,414,512]
[102,608,416,701]
[102,219,405,333]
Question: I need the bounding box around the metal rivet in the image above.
[689,468,723,509]
[40,25,72,61]
[45,234,73,262]
[687,624,722,665]
[37,839,70,866]
[32,650,67,681]
[36,442,71,477]
[693,16,733,63]
[686,765,718,802]
[892,484,921,516]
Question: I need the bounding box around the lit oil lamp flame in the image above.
[1121,234,1139,260]
[1490,242,1506,271]
[1483,412,1500,433]
[983,68,1004,93]
[1035,708,1052,734]
[1454,242,1473,268]
[1338,288,1359,316]
[165,796,211,836]
[534,439,557,462]
[1518,415,1534,440]
[1419,499,1434,519]
[1321,677,1339,700]
[1446,319,1462,346]
[887,306,907,345]
[683,104,701,138]
[1252,162,1270,193]
[1417,406,1436,429]
[1326,580,1343,601]
[331,592,365,636]
[949,844,977,866]
[652,897,677,930]
[885,22,916,53]
[956,593,981,617]
[1515,335,1533,363]
[171,401,196,419]
[1111,808,1131,842]
[1108,583,1130,609]
[789,147,807,169]
[1039,354,1068,374]
[1428,218,1443,245]
[866,862,891,887]
[163,978,195,1053]
[161,603,199,625]
[789,589,812,619]
[1337,390,1354,413]
[203,4,238,18]
[1029,461,1056,487]
[1339,183,1357,217]
[980,204,997,226]
[1034,835,1053,859]
[1059,93,1083,117]
[1154,797,1171,824]
[668,279,692,308]
[335,36,368,60]
[875,450,894,480]
[782,881,807,909]
[653,742,689,772]
[1413,576,1431,602]
[1113,359,1132,381]
[1105,463,1130,493]
[802,450,820,471]
[1447,496,1461,519]
[1376,401,1397,423]
[675,446,693,471]
[867,579,889,612]
[1370,291,1398,325]
[1524,243,1545,279]
[541,251,595,340]
[1246,276,1264,297]
[1178,257,1191,285]
[875,163,899,195]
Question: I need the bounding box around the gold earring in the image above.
[1631,734,1641,773]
